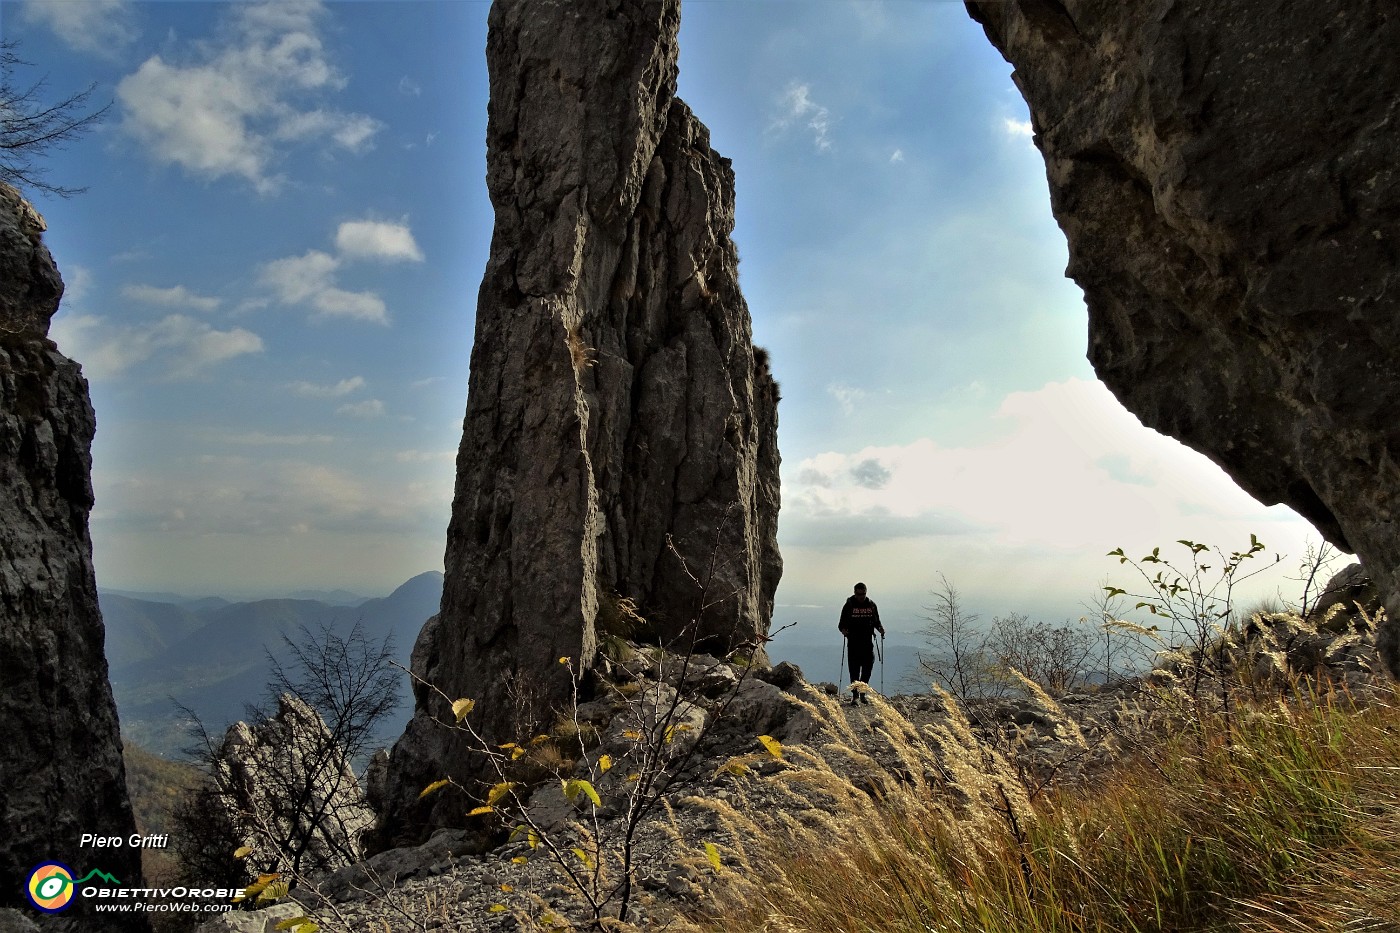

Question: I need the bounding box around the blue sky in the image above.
[12,0,1332,634]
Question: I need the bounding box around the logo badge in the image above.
[26,862,76,913]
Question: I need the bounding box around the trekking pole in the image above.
[839,637,847,690]
[876,634,885,695]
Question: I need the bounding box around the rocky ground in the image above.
[188,586,1388,933]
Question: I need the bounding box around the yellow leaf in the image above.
[704,841,722,871]
[715,758,750,777]
[622,729,642,741]
[486,781,517,806]
[489,904,507,913]
[559,656,571,665]
[500,884,514,893]
[511,856,527,864]
[233,845,252,859]
[419,779,451,799]
[274,918,311,932]
[530,733,551,746]
[257,880,289,903]
[528,828,540,849]
[627,773,640,782]
[452,698,475,722]
[758,735,783,759]
[572,847,594,868]
[468,806,494,817]
[563,778,602,807]
[598,754,613,773]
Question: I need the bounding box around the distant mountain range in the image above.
[103,572,443,759]
[105,572,934,760]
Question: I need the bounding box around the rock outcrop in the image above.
[377,0,780,844]
[0,182,146,930]
[213,695,376,875]
[965,2,1400,671]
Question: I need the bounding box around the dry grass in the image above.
[685,684,1400,933]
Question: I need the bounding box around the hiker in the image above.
[838,581,885,705]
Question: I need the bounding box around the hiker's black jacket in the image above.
[838,596,885,648]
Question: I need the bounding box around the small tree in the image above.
[174,622,399,887]
[984,613,1098,696]
[1105,535,1281,704]
[1082,584,1154,686]
[1,40,110,196]
[909,574,1002,704]
[1288,538,1345,619]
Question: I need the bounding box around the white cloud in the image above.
[220,432,335,446]
[21,0,136,57]
[257,250,388,325]
[49,312,262,380]
[1003,117,1034,138]
[771,82,832,152]
[395,449,455,464]
[312,288,388,324]
[61,264,94,309]
[334,220,424,263]
[259,250,337,304]
[398,76,422,97]
[336,399,385,418]
[95,455,443,538]
[780,378,1327,617]
[890,148,905,164]
[115,0,382,193]
[290,376,365,398]
[787,378,1315,553]
[121,283,221,312]
[827,382,866,416]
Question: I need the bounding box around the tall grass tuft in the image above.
[686,685,1400,933]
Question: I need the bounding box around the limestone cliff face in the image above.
[0,183,146,930]
[965,1,1400,671]
[378,0,780,842]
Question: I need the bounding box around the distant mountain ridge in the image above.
[104,572,443,759]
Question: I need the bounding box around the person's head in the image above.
[853,582,867,598]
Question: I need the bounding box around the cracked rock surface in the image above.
[965,0,1400,672]
[0,182,146,931]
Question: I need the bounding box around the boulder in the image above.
[0,182,146,930]
[1310,563,1379,630]
[190,903,306,933]
[213,695,374,876]
[378,0,780,844]
[965,1,1400,672]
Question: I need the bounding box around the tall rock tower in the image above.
[1,182,147,930]
[377,0,781,842]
